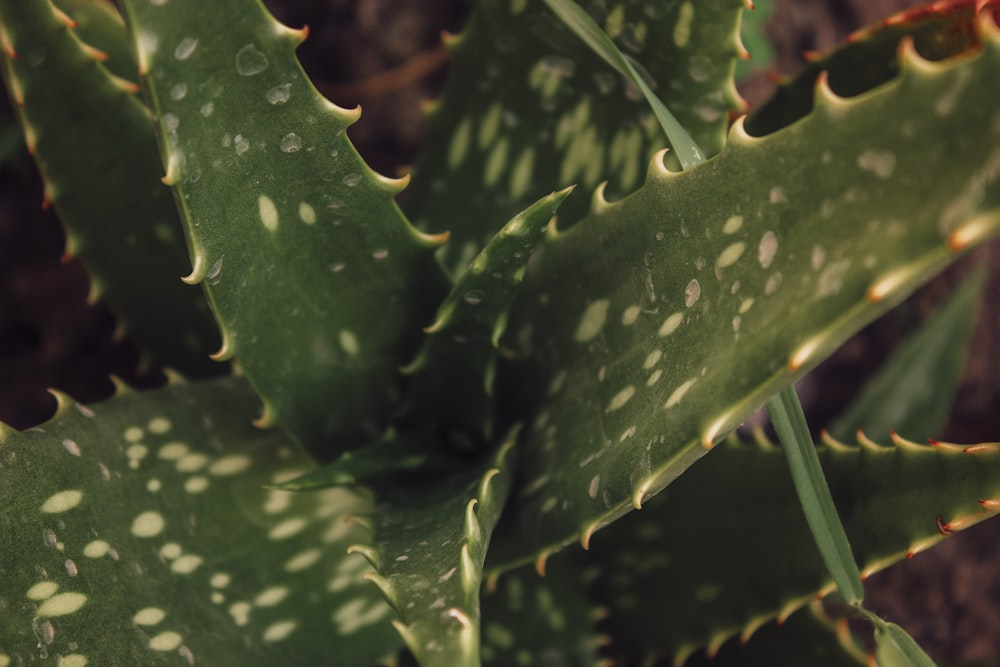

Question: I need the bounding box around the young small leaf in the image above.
[354,431,517,667]
[400,188,573,446]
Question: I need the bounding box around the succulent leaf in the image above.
[746,0,982,136]
[481,555,603,667]
[830,267,986,442]
[681,602,868,667]
[53,0,136,84]
[0,0,222,376]
[733,0,774,82]
[0,377,399,666]
[355,432,517,667]
[587,432,1000,663]
[489,15,1000,573]
[404,0,746,272]
[400,188,573,446]
[271,428,433,491]
[116,0,450,457]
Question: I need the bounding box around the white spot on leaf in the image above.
[684,279,701,307]
[131,511,166,538]
[606,386,636,412]
[658,313,684,337]
[40,490,83,514]
[758,232,778,269]
[258,195,279,232]
[133,607,166,626]
[574,300,610,342]
[36,592,87,617]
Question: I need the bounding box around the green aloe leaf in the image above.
[489,15,1000,573]
[0,0,222,376]
[746,0,982,136]
[352,432,517,667]
[405,0,746,272]
[53,0,136,83]
[116,0,450,456]
[481,555,603,667]
[682,603,867,667]
[734,0,774,82]
[0,377,400,666]
[586,432,1000,663]
[830,267,986,442]
[401,188,573,447]
[271,429,433,491]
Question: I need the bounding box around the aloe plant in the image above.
[1,0,999,665]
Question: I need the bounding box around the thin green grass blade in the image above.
[872,617,938,667]
[767,387,864,605]
[542,0,705,169]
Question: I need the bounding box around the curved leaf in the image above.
[588,432,1000,663]
[0,0,221,376]
[117,0,450,456]
[489,15,1000,573]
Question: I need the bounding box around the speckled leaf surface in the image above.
[830,267,985,442]
[0,0,221,377]
[353,435,516,667]
[404,0,746,273]
[0,377,399,666]
[481,556,603,667]
[401,188,572,446]
[489,17,1000,573]
[587,433,1000,663]
[116,0,450,456]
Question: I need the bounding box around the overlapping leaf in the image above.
[0,377,399,666]
[830,267,985,442]
[352,433,516,667]
[0,0,221,376]
[400,188,572,446]
[488,14,1000,573]
[481,555,603,667]
[117,0,450,456]
[589,432,1000,664]
[682,603,868,667]
[405,0,746,272]
[747,0,984,136]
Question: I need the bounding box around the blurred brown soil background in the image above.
[1,0,998,664]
